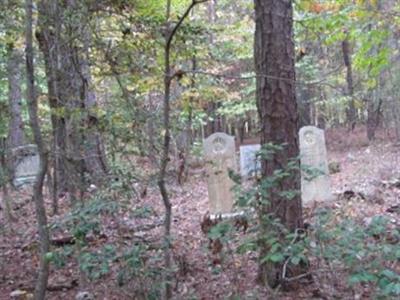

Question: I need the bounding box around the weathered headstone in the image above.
[11,144,39,187]
[240,144,261,178]
[299,126,333,204]
[204,133,237,214]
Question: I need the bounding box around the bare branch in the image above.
[165,0,208,64]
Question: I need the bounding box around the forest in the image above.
[0,0,400,299]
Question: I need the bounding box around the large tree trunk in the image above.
[254,0,303,288]
[7,46,26,148]
[81,27,108,184]
[36,0,107,202]
[36,0,67,201]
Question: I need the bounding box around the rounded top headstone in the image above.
[299,126,324,146]
[204,132,235,156]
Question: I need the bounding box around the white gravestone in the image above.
[204,133,237,215]
[240,144,261,178]
[299,126,333,204]
[11,144,40,187]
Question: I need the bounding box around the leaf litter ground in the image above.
[0,128,399,299]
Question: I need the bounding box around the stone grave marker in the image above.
[299,126,333,204]
[11,144,40,187]
[204,133,237,215]
[240,144,261,178]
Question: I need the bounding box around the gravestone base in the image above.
[209,211,244,220]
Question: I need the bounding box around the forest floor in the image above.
[1,127,400,300]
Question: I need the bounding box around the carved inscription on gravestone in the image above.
[299,126,333,204]
[11,144,40,187]
[240,144,261,178]
[204,133,237,214]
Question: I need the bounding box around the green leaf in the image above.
[291,256,301,265]
[268,253,285,263]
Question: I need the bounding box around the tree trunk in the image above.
[205,102,216,137]
[205,0,219,137]
[367,96,383,141]
[36,0,67,201]
[159,1,205,298]
[81,28,108,184]
[392,99,400,141]
[0,138,16,223]
[342,35,356,130]
[36,0,107,201]
[297,89,312,127]
[7,46,26,149]
[254,0,303,288]
[26,0,50,299]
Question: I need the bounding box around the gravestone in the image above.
[204,133,237,214]
[11,144,40,187]
[299,126,333,204]
[240,144,261,178]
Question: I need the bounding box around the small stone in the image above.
[88,184,97,192]
[75,291,94,300]
[354,294,362,300]
[328,161,341,174]
[10,290,30,299]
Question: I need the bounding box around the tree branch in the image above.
[165,0,208,62]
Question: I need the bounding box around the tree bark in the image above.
[254,0,303,288]
[0,138,16,223]
[81,26,108,184]
[36,0,107,202]
[367,95,383,141]
[392,99,400,141]
[7,46,26,149]
[36,0,67,202]
[297,89,312,127]
[25,0,50,298]
[342,35,356,130]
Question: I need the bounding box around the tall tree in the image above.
[254,0,303,288]
[342,32,356,130]
[36,0,67,203]
[6,45,25,148]
[25,0,50,298]
[36,0,108,203]
[159,0,207,297]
